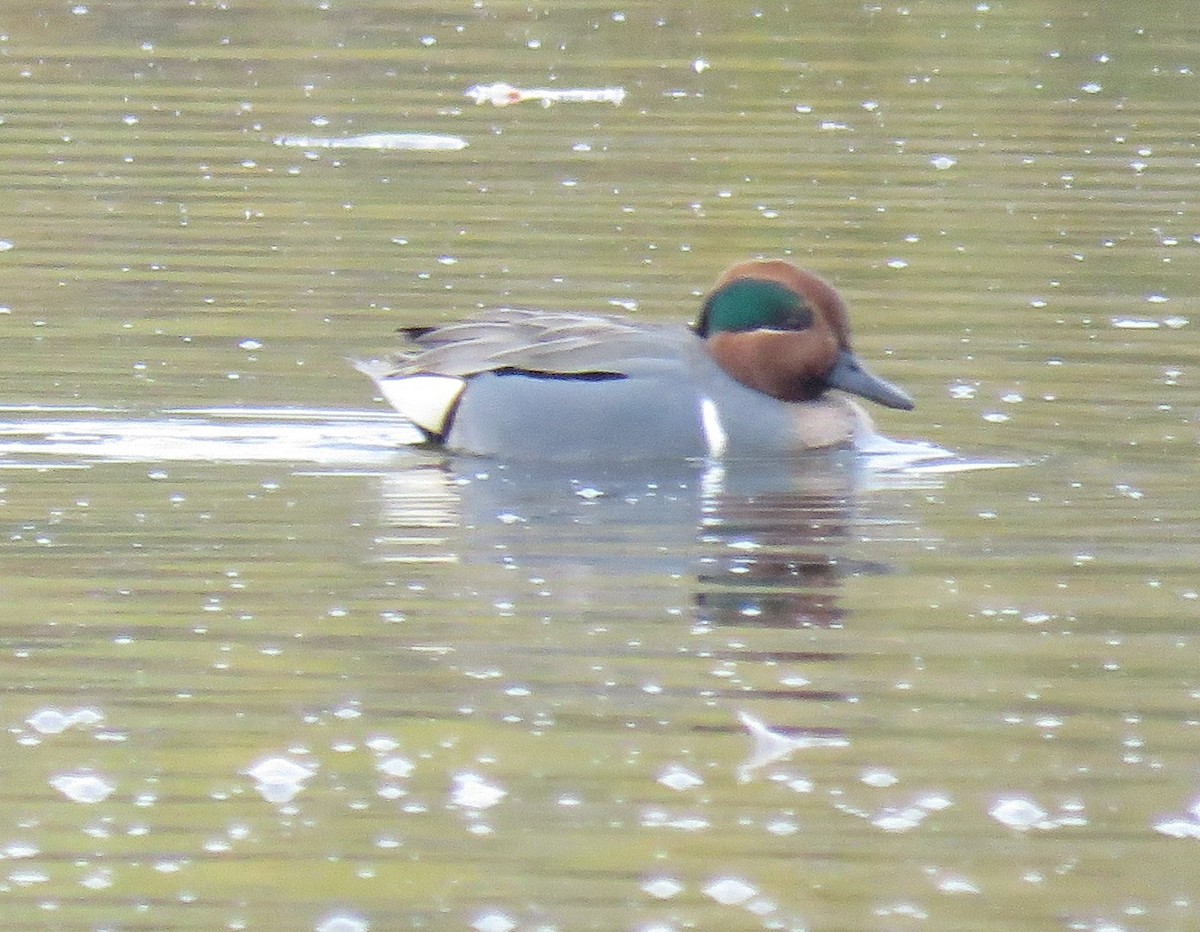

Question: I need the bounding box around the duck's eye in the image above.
[779,303,813,331]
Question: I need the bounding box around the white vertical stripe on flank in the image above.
[699,396,727,457]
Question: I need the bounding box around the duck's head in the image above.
[695,259,914,411]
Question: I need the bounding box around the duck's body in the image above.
[355,259,914,461]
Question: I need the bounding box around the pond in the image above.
[0,1,1198,929]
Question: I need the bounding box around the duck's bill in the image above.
[826,349,915,411]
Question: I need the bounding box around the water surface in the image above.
[0,1,1198,929]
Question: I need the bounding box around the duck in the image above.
[354,259,914,461]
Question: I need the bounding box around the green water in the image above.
[0,2,1198,929]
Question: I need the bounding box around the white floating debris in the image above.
[930,155,957,170]
[1111,317,1160,330]
[273,132,467,151]
[450,771,507,810]
[736,710,848,782]
[658,764,704,791]
[703,876,758,906]
[466,82,626,108]
[861,768,899,788]
[49,771,116,804]
[246,756,316,804]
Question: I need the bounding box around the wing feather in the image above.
[376,310,692,378]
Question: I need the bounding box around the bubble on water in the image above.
[642,876,684,899]
[9,869,49,886]
[989,796,1048,830]
[50,771,115,804]
[315,912,370,932]
[377,756,415,779]
[450,772,506,810]
[936,874,980,894]
[861,768,898,788]
[658,765,704,791]
[471,912,516,932]
[1153,818,1200,839]
[246,756,315,804]
[704,876,758,906]
[2,842,39,859]
[27,707,104,734]
[80,869,114,890]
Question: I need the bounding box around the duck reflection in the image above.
[375,453,892,631]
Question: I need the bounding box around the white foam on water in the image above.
[0,407,419,466]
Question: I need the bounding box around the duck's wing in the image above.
[354,310,703,441]
[386,309,693,378]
